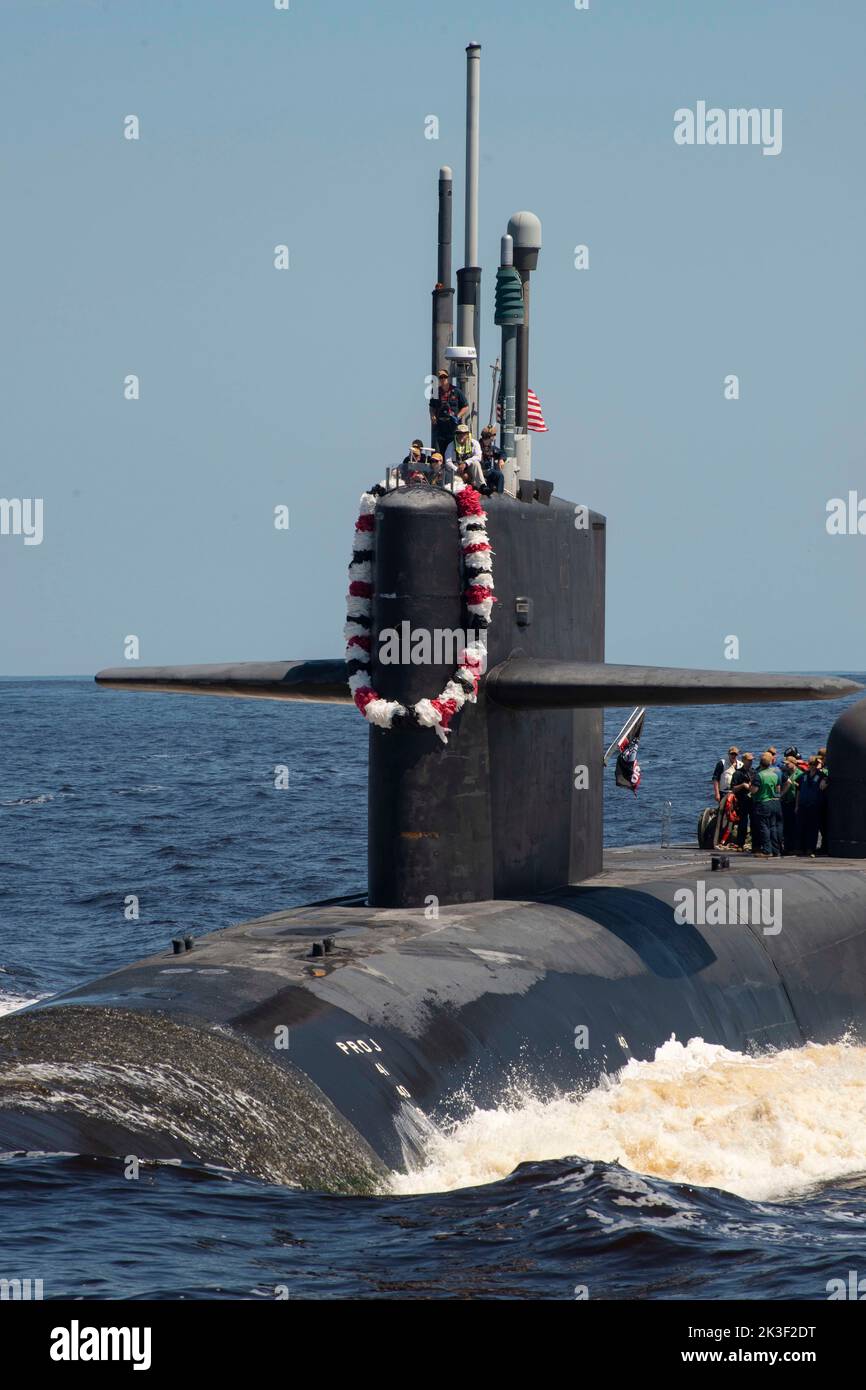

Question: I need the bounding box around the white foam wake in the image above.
[390,1037,866,1202]
[0,991,47,1018]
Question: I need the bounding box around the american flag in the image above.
[496,388,548,432]
[614,709,646,797]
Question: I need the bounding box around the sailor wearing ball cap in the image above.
[444,422,484,488]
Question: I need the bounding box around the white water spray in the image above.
[390,1037,866,1202]
[0,990,47,1019]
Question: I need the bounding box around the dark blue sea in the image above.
[2,677,865,1301]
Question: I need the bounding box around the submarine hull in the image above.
[1,847,865,1187]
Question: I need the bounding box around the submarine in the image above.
[2,43,866,1195]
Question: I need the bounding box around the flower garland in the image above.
[344,479,495,742]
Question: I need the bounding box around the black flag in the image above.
[614,709,645,795]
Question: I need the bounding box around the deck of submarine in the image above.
[28,842,866,1024]
[585,844,866,886]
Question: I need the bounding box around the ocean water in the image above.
[1,676,865,1301]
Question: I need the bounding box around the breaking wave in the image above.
[0,988,47,1019]
[391,1037,866,1202]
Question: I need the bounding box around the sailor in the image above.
[398,439,430,484]
[479,426,506,495]
[785,744,809,772]
[797,757,828,857]
[430,369,469,458]
[750,752,783,857]
[428,451,446,486]
[780,754,803,854]
[816,747,830,850]
[712,746,742,803]
[730,752,755,852]
[444,423,485,487]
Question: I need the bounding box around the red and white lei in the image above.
[344,479,495,742]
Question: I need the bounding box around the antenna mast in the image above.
[455,41,481,433]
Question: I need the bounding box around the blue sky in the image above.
[2,0,865,674]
